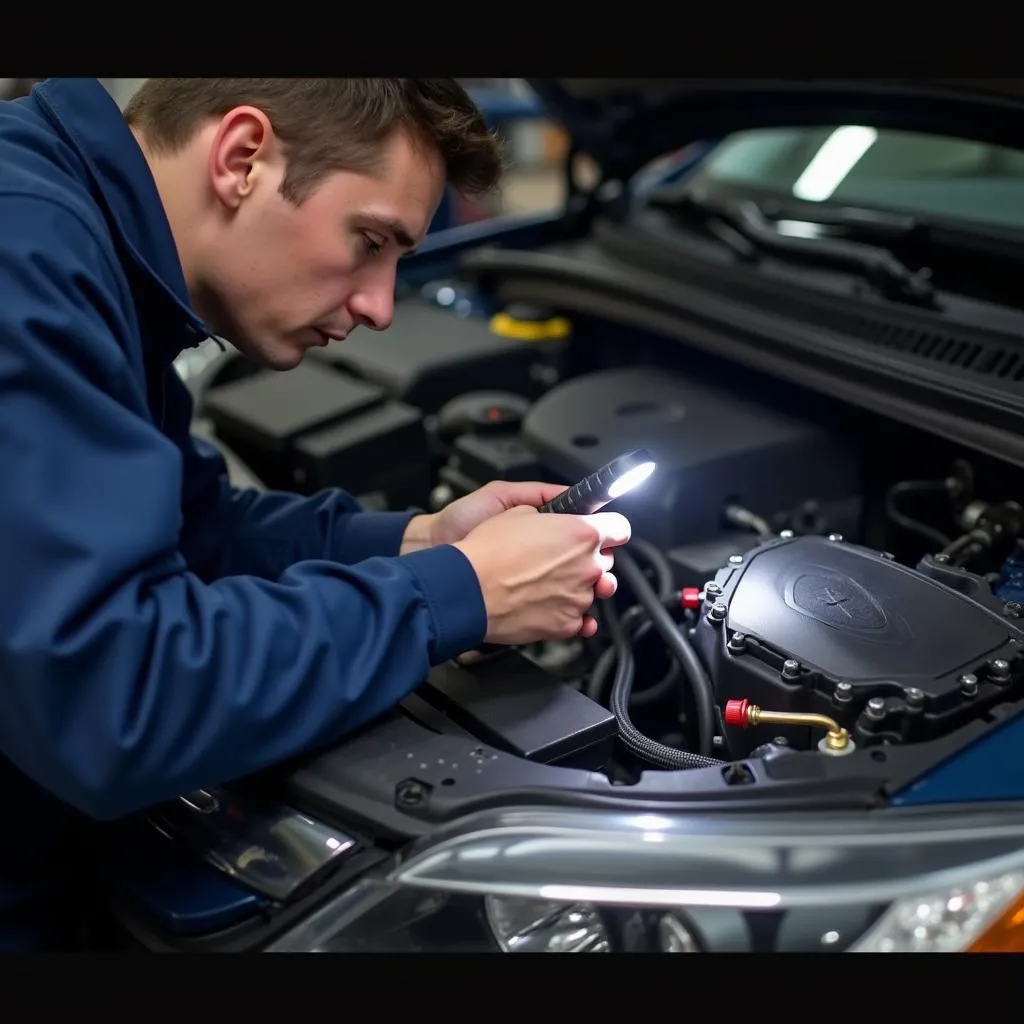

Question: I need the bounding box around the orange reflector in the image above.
[968,890,1024,952]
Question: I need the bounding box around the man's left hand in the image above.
[400,480,568,553]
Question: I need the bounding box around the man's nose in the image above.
[347,281,395,332]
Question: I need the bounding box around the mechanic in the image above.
[0,78,631,950]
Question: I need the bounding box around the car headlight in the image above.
[266,805,1024,952]
[850,870,1024,952]
[485,896,611,952]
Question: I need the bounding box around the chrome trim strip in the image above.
[385,805,1024,909]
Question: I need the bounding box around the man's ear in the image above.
[207,106,275,210]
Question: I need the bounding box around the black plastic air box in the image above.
[308,299,538,413]
[417,649,617,771]
[294,403,429,507]
[203,360,429,506]
[521,366,862,550]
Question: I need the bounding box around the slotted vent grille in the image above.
[704,274,1024,383]
[594,223,1024,386]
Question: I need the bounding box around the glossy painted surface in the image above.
[892,713,1024,807]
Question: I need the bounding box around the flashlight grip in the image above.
[539,466,616,516]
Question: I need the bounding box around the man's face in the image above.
[199,123,445,370]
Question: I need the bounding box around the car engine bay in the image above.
[174,261,1024,839]
[94,82,1024,953]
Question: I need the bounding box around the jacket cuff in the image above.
[333,510,417,562]
[400,544,488,664]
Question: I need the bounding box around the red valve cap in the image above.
[680,587,702,610]
[724,698,751,727]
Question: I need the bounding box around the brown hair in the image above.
[124,78,504,203]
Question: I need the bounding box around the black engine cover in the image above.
[520,367,862,550]
[692,535,1024,754]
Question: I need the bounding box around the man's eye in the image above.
[363,235,385,256]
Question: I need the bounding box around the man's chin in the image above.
[236,338,307,372]
[265,347,307,371]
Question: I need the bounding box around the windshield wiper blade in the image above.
[732,199,937,308]
[758,198,922,239]
[657,188,938,309]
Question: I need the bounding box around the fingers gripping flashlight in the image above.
[462,449,656,660]
[539,449,656,515]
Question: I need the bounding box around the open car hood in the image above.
[525,78,1024,184]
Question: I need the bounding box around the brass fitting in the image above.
[725,699,850,751]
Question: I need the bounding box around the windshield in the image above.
[685,126,1024,232]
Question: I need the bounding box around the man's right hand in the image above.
[453,505,632,644]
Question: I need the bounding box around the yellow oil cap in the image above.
[489,303,572,342]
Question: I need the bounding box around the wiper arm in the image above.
[732,199,937,308]
[655,187,938,309]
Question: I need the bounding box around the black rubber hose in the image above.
[616,547,718,756]
[623,619,682,708]
[884,479,953,550]
[585,609,679,708]
[606,599,724,770]
[626,536,676,602]
[724,503,773,537]
[941,528,990,566]
[585,644,617,703]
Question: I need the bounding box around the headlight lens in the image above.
[267,805,1024,953]
[485,896,610,952]
[851,870,1024,952]
[658,912,702,952]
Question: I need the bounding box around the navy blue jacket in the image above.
[0,79,487,948]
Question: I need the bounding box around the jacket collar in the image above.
[32,78,211,350]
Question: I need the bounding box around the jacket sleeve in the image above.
[176,412,420,583]
[0,196,487,821]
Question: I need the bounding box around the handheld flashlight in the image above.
[539,449,656,515]
[462,450,656,661]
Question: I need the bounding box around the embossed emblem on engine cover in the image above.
[787,570,887,631]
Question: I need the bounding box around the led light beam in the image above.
[539,449,656,515]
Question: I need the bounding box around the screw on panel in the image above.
[395,780,427,807]
[728,554,744,565]
[704,582,722,599]
[708,602,727,625]
[780,530,794,539]
[828,533,844,542]
[904,688,925,709]
[728,633,747,653]
[781,659,801,679]
[959,673,979,697]
[834,681,853,704]
[933,553,950,564]
[866,697,887,720]
[989,658,1011,682]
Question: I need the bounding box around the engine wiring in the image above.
[724,502,773,537]
[586,544,724,767]
[884,477,958,550]
[603,591,724,770]
[625,535,676,601]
